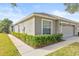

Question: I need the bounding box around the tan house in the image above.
[12,13,79,38]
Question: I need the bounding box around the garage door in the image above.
[62,25,74,38]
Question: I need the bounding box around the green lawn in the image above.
[48,42,79,56]
[0,33,20,56]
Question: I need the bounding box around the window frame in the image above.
[41,19,53,34]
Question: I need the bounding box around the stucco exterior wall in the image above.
[18,23,24,33]
[13,25,19,32]
[55,20,61,34]
[76,25,79,35]
[73,26,77,36]
[35,16,55,35]
[12,14,78,37]
[13,17,35,35]
[35,16,41,35]
[54,20,60,34]
[23,17,35,35]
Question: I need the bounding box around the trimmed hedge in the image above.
[11,32,27,42]
[11,32,63,48]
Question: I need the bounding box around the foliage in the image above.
[11,32,27,42]
[0,33,20,56]
[10,3,17,7]
[12,32,63,48]
[0,18,13,33]
[64,3,79,14]
[10,3,79,14]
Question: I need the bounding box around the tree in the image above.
[0,18,13,33]
[10,3,17,7]
[64,3,79,14]
[10,3,79,14]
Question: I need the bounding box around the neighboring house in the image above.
[12,13,79,38]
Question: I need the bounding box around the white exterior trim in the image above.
[60,21,76,25]
[41,19,53,34]
[60,24,62,33]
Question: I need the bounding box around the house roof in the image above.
[13,12,79,26]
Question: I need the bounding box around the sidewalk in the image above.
[8,34,34,56]
[8,34,79,56]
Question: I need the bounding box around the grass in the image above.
[48,42,79,56]
[0,33,20,56]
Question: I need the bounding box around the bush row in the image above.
[11,32,63,48]
[11,32,27,42]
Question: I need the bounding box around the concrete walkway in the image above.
[8,34,79,56]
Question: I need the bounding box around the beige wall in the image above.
[53,20,61,34]
[35,16,41,35]
[14,16,56,35]
[35,16,55,35]
[76,25,79,35]
[23,17,35,35]
[13,17,35,35]
[13,15,78,37]
[54,20,60,34]
[13,25,18,32]
[19,22,24,33]
[74,25,77,35]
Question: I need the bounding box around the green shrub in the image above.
[11,32,63,48]
[11,32,27,42]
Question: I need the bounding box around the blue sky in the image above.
[0,3,79,23]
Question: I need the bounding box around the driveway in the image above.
[8,34,79,56]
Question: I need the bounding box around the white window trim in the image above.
[41,19,53,34]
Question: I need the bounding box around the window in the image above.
[18,25,20,32]
[42,20,52,34]
[12,26,14,32]
[23,26,25,33]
